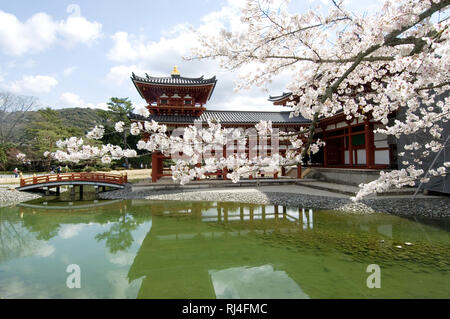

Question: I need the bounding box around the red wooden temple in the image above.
[131,68,394,183]
[268,92,393,170]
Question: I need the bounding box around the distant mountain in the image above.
[1,107,105,145]
[55,107,105,132]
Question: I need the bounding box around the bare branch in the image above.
[0,91,39,145]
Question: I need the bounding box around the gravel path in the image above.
[0,188,41,208]
[100,184,450,218]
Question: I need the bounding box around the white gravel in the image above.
[0,188,41,207]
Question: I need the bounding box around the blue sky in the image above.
[0,0,382,113]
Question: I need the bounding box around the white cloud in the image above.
[107,30,198,72]
[133,100,148,114]
[0,5,102,56]
[107,32,138,62]
[106,0,290,111]
[60,92,84,106]
[210,265,309,299]
[0,67,5,83]
[105,269,142,299]
[0,277,52,299]
[199,0,246,34]
[107,64,147,85]
[34,242,56,257]
[6,75,58,94]
[59,91,107,109]
[0,11,56,56]
[106,0,243,65]
[212,91,286,112]
[6,59,35,69]
[307,0,330,4]
[92,102,108,110]
[63,66,78,77]
[58,13,102,47]
[59,224,86,239]
[107,251,135,266]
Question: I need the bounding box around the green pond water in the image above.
[0,196,449,299]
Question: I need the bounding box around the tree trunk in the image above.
[300,112,320,166]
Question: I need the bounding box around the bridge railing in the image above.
[20,172,128,187]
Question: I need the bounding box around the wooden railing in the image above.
[20,172,128,187]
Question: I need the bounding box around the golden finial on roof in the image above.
[171,66,180,76]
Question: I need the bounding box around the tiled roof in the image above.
[268,92,292,102]
[131,72,217,86]
[130,110,310,124]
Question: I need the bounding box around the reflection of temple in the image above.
[7,200,447,298]
[127,201,314,298]
[18,199,123,212]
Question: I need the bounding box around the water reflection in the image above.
[0,199,152,298]
[0,199,449,298]
[18,199,122,210]
[200,204,314,229]
[209,265,309,299]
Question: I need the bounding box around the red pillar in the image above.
[297,164,302,179]
[364,120,374,168]
[348,123,353,166]
[151,152,158,183]
[223,145,228,180]
[158,153,163,177]
[369,122,375,167]
[323,128,328,167]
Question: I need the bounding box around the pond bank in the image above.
[0,188,42,208]
[99,184,450,218]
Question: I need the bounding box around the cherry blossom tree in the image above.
[187,0,450,200]
[40,0,449,200]
[48,114,322,185]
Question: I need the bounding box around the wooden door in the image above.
[327,138,344,165]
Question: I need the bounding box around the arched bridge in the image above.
[17,172,127,194]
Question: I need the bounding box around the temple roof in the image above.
[268,92,292,102]
[131,72,217,86]
[130,110,310,125]
[131,71,217,106]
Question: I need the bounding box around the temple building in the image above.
[268,92,394,169]
[130,67,395,183]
